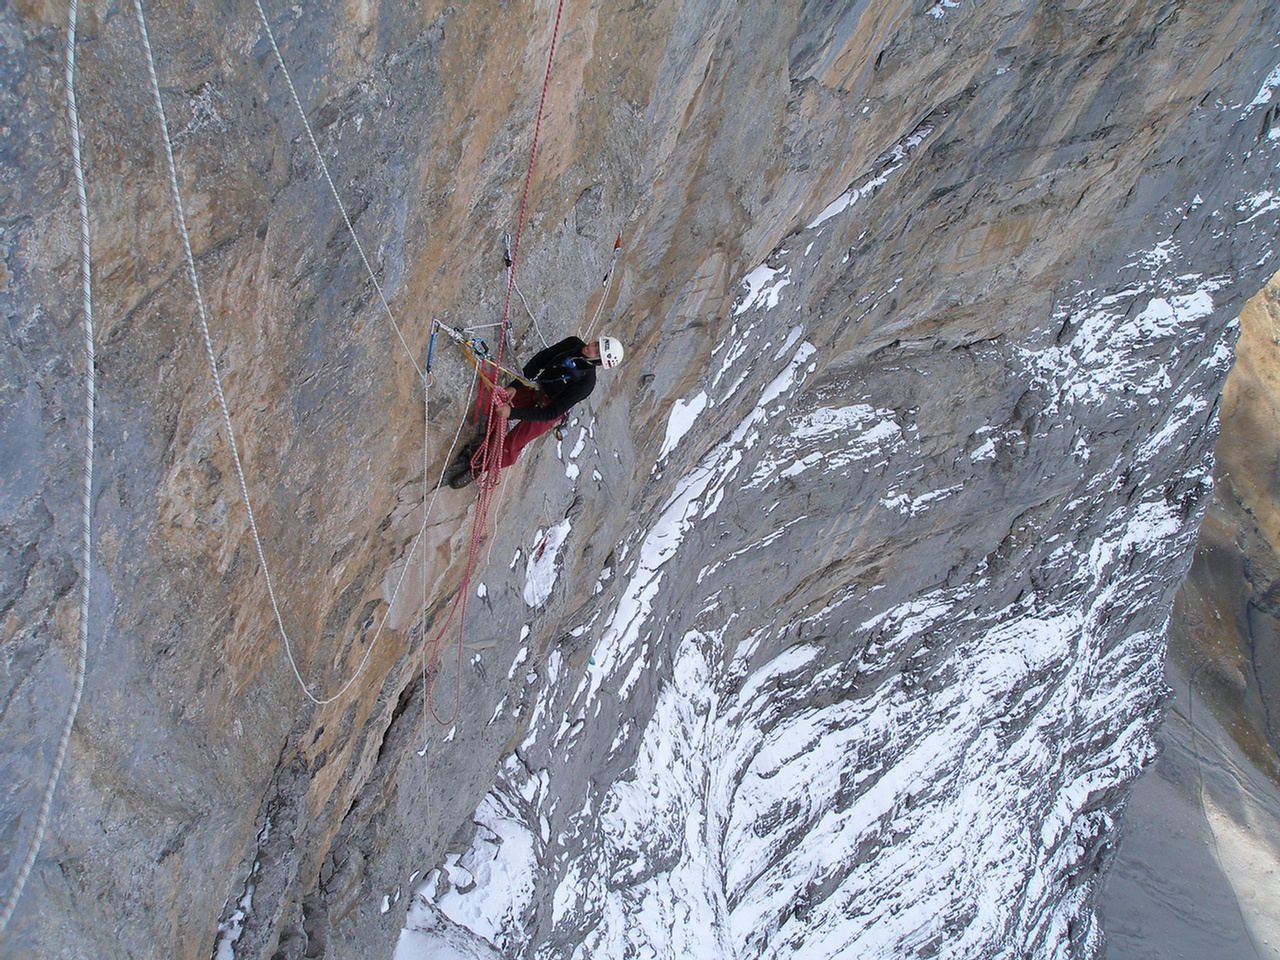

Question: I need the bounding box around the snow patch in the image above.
[747,403,904,489]
[578,341,816,708]
[1242,61,1280,117]
[435,795,537,948]
[523,521,572,608]
[660,391,709,460]
[808,125,935,229]
[734,265,791,315]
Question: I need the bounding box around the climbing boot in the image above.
[437,438,479,488]
[437,454,468,489]
[453,438,479,468]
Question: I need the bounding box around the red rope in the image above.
[426,0,567,725]
[495,0,566,371]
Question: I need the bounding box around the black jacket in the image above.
[510,336,597,422]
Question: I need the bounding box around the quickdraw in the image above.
[429,319,540,391]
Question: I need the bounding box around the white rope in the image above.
[250,0,421,378]
[479,465,511,572]
[583,264,615,341]
[0,0,95,932]
[412,356,479,729]
[501,227,550,348]
[134,0,412,706]
[514,278,551,348]
[135,0,491,711]
[583,236,621,341]
[421,371,430,745]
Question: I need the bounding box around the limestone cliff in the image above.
[1176,270,1280,782]
[1102,273,1280,960]
[2,1,1280,959]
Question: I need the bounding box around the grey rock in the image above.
[1,1,1279,959]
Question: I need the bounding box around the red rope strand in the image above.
[496,0,566,370]
[426,0,567,725]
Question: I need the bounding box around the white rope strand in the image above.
[583,266,614,340]
[584,236,621,340]
[251,0,421,378]
[480,465,511,572]
[421,369,430,743]
[134,0,341,706]
[135,1,475,710]
[514,278,551,348]
[501,229,550,348]
[0,0,95,933]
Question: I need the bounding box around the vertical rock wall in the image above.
[1103,272,1280,959]
[1,1,1279,958]
[1179,271,1280,777]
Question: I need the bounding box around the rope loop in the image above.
[133,0,452,709]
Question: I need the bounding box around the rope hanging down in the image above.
[252,0,421,378]
[0,0,95,934]
[420,326,509,724]
[505,230,551,348]
[423,0,568,725]
[493,0,567,375]
[249,0,491,680]
[584,234,622,340]
[135,0,449,708]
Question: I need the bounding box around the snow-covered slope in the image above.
[6,2,1280,958]
[402,140,1272,956]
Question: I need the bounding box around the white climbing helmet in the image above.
[598,336,624,368]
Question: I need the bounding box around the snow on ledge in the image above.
[659,390,709,460]
[734,264,791,315]
[523,520,572,608]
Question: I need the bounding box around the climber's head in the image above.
[597,336,624,368]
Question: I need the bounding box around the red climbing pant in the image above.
[497,385,558,468]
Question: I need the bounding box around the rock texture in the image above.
[1102,275,1280,959]
[1175,270,1280,781]
[1102,663,1280,960]
[2,1,1280,959]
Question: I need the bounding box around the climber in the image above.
[445,334,624,488]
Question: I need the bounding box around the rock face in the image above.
[1101,276,1280,958]
[1175,271,1280,780]
[1101,663,1280,960]
[2,1,1280,959]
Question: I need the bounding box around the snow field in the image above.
[403,126,1267,960]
